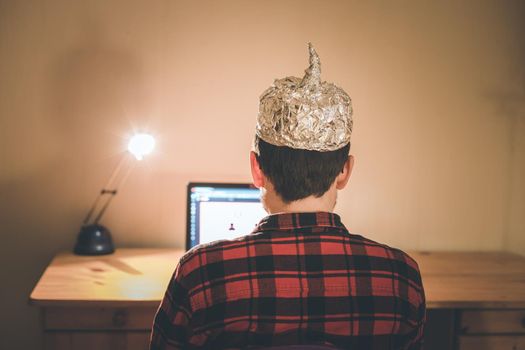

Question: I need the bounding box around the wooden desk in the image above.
[411,251,525,350]
[30,249,184,350]
[30,249,525,350]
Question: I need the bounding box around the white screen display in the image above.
[199,201,267,244]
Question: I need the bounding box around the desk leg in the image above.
[424,309,458,350]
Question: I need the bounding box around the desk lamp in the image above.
[74,133,156,255]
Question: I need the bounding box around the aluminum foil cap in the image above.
[256,43,353,152]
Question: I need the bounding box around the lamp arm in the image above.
[92,160,136,223]
[82,154,131,225]
[93,190,117,224]
[82,191,104,225]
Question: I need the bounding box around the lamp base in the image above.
[74,224,115,255]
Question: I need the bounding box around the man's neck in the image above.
[263,187,337,214]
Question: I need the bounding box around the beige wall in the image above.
[1,0,524,348]
[506,116,525,255]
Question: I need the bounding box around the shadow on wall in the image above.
[49,18,148,156]
[483,61,525,253]
[0,18,149,349]
[2,17,148,252]
[484,62,525,120]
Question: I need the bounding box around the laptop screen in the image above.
[186,183,268,250]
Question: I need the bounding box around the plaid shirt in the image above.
[151,212,425,349]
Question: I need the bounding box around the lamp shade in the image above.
[128,133,155,160]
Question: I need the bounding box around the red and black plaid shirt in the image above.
[151,212,425,349]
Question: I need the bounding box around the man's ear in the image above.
[250,151,265,188]
[335,155,354,190]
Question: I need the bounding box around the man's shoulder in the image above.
[351,233,425,304]
[350,233,421,274]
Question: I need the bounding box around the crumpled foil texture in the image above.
[256,43,353,152]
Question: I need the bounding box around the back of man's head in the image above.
[255,136,350,203]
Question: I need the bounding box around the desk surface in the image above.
[30,249,525,309]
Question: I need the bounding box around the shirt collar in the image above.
[252,211,347,233]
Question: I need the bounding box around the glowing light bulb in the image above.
[128,133,155,160]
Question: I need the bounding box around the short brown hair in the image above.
[255,136,350,203]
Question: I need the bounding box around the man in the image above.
[151,44,425,349]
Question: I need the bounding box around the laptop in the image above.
[186,182,268,250]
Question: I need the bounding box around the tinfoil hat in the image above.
[255,43,353,152]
